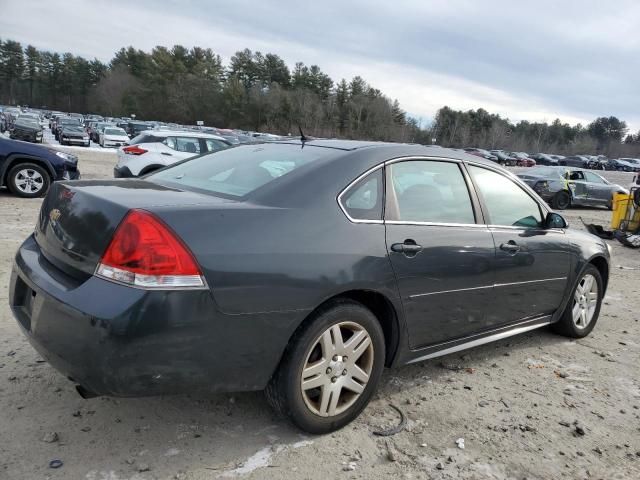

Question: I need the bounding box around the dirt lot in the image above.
[1,152,639,480]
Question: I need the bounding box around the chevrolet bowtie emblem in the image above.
[49,209,62,222]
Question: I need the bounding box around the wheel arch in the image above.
[285,289,402,369]
[138,164,165,176]
[588,255,609,294]
[1,155,56,187]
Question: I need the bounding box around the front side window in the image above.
[387,160,475,224]
[469,166,542,228]
[341,169,383,221]
[584,172,606,184]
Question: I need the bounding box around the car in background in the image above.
[9,140,610,434]
[54,117,82,141]
[0,135,80,197]
[463,148,498,162]
[125,121,154,139]
[89,122,114,142]
[9,118,44,143]
[509,152,536,167]
[530,153,559,166]
[560,155,590,168]
[114,130,231,177]
[617,158,640,172]
[59,124,90,146]
[517,165,627,209]
[489,150,518,166]
[99,127,129,148]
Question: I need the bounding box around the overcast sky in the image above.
[2,0,639,131]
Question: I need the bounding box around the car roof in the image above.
[138,129,227,140]
[268,138,497,165]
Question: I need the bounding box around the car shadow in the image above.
[6,324,572,476]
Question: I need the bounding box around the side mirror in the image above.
[545,212,568,229]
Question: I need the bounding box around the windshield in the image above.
[105,128,126,135]
[149,143,335,198]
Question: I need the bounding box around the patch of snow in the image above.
[219,439,313,477]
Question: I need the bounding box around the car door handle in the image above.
[500,241,520,253]
[161,152,173,156]
[391,241,423,254]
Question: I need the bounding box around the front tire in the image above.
[552,265,603,338]
[551,190,571,210]
[266,299,385,434]
[7,163,51,198]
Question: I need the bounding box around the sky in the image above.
[2,0,639,132]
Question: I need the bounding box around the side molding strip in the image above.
[406,320,552,364]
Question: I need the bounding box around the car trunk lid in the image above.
[35,180,236,278]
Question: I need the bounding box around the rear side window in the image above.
[164,137,201,154]
[205,138,229,152]
[469,166,542,228]
[149,144,335,198]
[340,169,383,221]
[387,160,475,224]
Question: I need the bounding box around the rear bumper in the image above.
[9,235,298,396]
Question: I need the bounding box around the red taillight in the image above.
[96,210,205,289]
[122,145,147,155]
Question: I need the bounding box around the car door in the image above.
[384,159,496,348]
[467,165,570,325]
[584,171,613,206]
[565,169,589,205]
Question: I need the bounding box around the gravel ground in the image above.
[1,153,640,480]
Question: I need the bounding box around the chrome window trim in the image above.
[336,163,385,224]
[386,220,488,228]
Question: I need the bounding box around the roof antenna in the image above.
[299,125,307,143]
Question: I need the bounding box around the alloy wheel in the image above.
[572,273,598,329]
[300,321,374,417]
[14,169,44,194]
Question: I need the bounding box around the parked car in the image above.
[560,155,590,168]
[59,124,90,147]
[9,140,610,433]
[89,122,114,142]
[463,148,498,162]
[531,153,559,166]
[99,127,129,148]
[9,118,44,143]
[617,158,640,172]
[54,117,82,141]
[0,136,80,197]
[489,150,518,166]
[517,165,627,209]
[114,130,231,177]
[509,152,536,167]
[125,121,154,139]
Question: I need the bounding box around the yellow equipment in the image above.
[611,190,640,232]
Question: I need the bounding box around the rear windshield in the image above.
[526,166,562,177]
[149,143,334,198]
[130,133,167,144]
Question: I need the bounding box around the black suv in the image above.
[0,136,80,198]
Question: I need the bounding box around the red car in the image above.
[511,152,537,167]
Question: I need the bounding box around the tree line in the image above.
[1,38,639,156]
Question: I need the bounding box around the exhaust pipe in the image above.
[75,384,99,399]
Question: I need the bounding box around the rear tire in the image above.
[551,190,571,210]
[552,265,603,338]
[266,299,385,434]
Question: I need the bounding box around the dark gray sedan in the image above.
[518,166,627,210]
[9,141,610,433]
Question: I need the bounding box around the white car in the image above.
[99,127,129,148]
[114,130,231,177]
